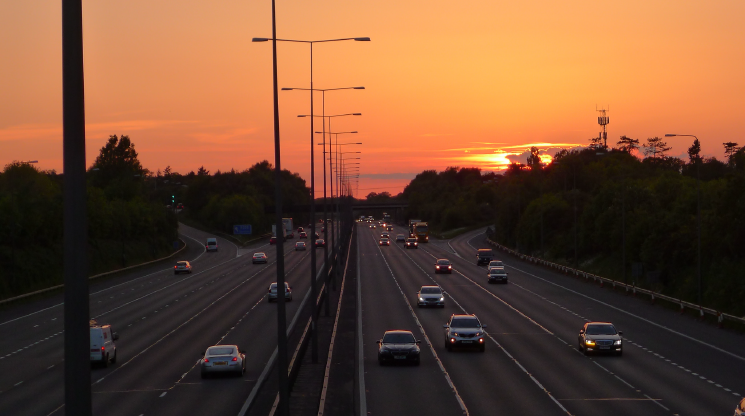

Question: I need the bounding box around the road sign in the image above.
[233,224,252,235]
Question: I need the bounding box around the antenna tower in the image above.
[596,105,609,149]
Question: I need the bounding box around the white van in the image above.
[90,320,118,367]
[206,238,218,252]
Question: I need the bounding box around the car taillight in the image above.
[204,358,209,362]
[101,346,105,351]
[232,357,238,361]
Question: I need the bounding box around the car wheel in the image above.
[111,350,117,364]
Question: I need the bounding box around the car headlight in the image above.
[585,339,595,345]
[614,340,622,345]
[451,332,459,337]
[439,297,444,301]
[419,297,424,301]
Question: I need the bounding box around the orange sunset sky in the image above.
[1,1,744,196]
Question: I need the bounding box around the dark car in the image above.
[396,234,406,243]
[314,232,320,239]
[176,203,184,210]
[435,259,452,274]
[487,267,508,283]
[405,237,418,249]
[377,330,421,365]
[297,227,304,233]
[299,232,308,239]
[476,248,494,266]
[269,236,278,245]
[315,239,326,248]
[578,322,623,356]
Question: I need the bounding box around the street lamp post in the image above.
[665,133,702,304]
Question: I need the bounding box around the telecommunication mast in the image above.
[597,106,609,149]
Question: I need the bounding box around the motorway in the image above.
[0,223,325,416]
[357,223,744,416]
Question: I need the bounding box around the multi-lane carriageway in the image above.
[0,221,742,416]
[357,224,744,416]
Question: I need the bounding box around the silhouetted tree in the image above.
[643,137,671,159]
[723,142,740,166]
[526,147,543,170]
[616,136,640,154]
[687,139,702,164]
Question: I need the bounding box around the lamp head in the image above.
[252,38,270,42]
[281,88,293,91]
[354,37,371,42]
[354,86,365,89]
[664,134,676,137]
[353,113,362,116]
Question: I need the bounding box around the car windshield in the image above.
[255,253,265,257]
[586,324,617,335]
[490,268,505,274]
[489,261,503,266]
[478,250,492,257]
[420,287,441,294]
[382,333,416,344]
[407,238,417,242]
[451,318,480,328]
[208,242,216,245]
[270,283,289,290]
[208,347,234,356]
[437,260,450,265]
[176,262,187,266]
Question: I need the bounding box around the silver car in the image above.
[417,286,445,307]
[200,345,245,378]
[487,260,504,271]
[295,241,307,251]
[174,261,192,274]
[268,282,292,302]
[444,314,487,352]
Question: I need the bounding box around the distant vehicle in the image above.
[417,286,445,307]
[268,282,292,302]
[286,231,295,239]
[405,237,418,249]
[200,345,245,378]
[314,232,320,239]
[269,236,278,245]
[90,320,118,367]
[299,231,308,239]
[315,239,326,248]
[174,261,192,274]
[383,212,391,224]
[487,260,505,271]
[578,322,623,356]
[283,218,294,238]
[413,222,429,243]
[206,238,218,252]
[444,314,486,352]
[297,226,304,233]
[386,225,393,231]
[295,241,307,251]
[408,219,422,235]
[476,248,494,265]
[487,267,508,283]
[252,252,267,264]
[735,398,745,416]
[381,232,390,239]
[377,330,420,366]
[435,259,452,274]
[369,224,376,229]
[176,203,184,210]
[379,237,391,246]
[396,234,406,243]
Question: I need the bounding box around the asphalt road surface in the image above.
[356,224,744,416]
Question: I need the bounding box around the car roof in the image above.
[254,252,266,255]
[436,258,450,262]
[451,314,478,320]
[420,285,441,290]
[383,330,414,336]
[478,248,493,252]
[585,321,613,326]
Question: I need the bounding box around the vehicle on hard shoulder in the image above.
[377,330,420,366]
[405,237,418,249]
[174,261,192,274]
[417,286,445,307]
[268,282,292,302]
[252,252,268,264]
[476,248,493,265]
[435,259,452,274]
[444,314,486,352]
[90,320,118,367]
[206,238,218,252]
[200,345,245,378]
[487,267,508,283]
[578,322,623,356]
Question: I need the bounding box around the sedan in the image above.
[297,226,304,233]
[200,345,246,378]
[174,261,192,274]
[396,234,406,243]
[369,224,376,229]
[379,237,391,246]
[578,322,623,356]
[381,232,390,239]
[268,282,292,302]
[417,286,445,307]
[405,237,418,249]
[299,232,308,239]
[377,330,421,366]
[252,252,268,264]
[435,259,452,274]
[295,241,307,251]
[315,239,326,248]
[269,236,278,245]
[487,267,508,283]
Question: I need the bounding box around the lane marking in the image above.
[357,232,367,416]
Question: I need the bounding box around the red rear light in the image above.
[101,346,105,351]
[204,358,209,362]
[232,357,238,361]
[174,266,177,269]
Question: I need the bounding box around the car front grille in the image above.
[595,340,613,346]
[459,333,476,338]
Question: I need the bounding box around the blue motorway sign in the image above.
[233,224,252,235]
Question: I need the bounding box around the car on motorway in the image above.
[381,232,390,239]
[405,237,418,249]
[200,345,246,378]
[174,261,192,274]
[487,267,508,283]
[476,248,493,265]
[487,260,505,271]
[376,330,421,365]
[90,320,118,367]
[286,231,295,239]
[314,232,320,239]
[315,239,326,248]
[578,322,623,356]
[379,237,391,246]
[299,231,308,239]
[386,225,393,231]
[268,282,292,302]
[435,259,452,274]
[417,286,445,307]
[295,241,307,251]
[444,314,486,352]
[735,398,745,416]
[297,226,304,233]
[252,252,268,264]
[206,237,218,252]
[369,224,376,229]
[396,234,406,243]
[176,203,184,210]
[269,236,278,245]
